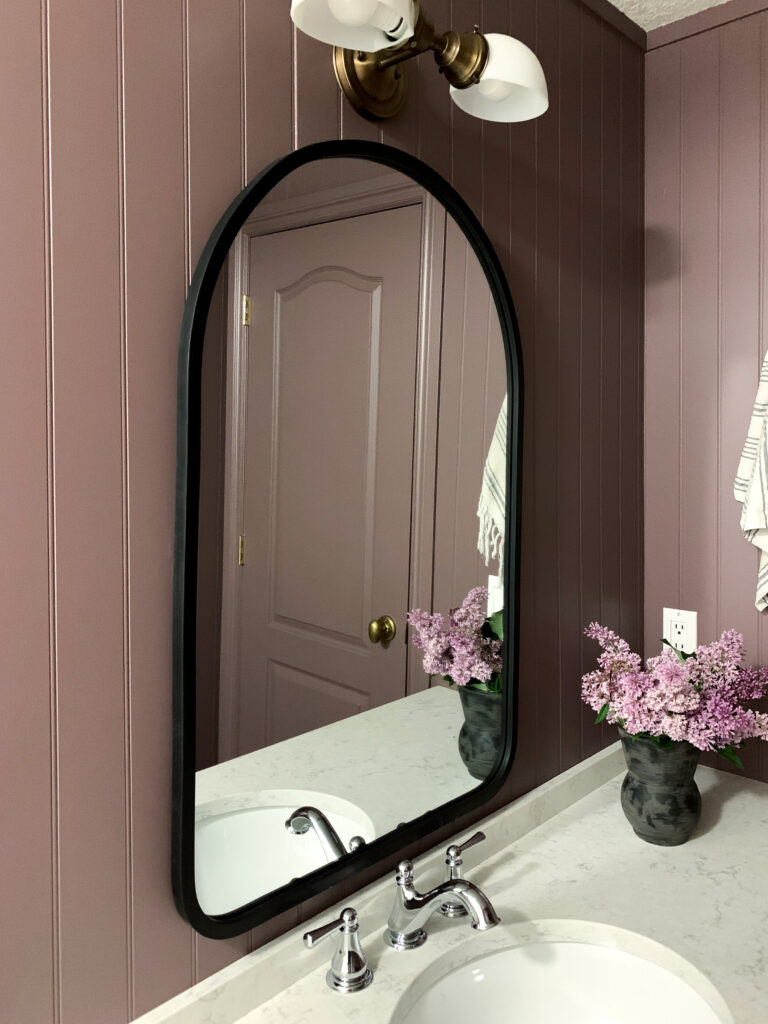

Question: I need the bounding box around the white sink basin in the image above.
[195,789,374,915]
[394,921,732,1024]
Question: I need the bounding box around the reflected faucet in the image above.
[285,805,366,863]
[384,856,500,950]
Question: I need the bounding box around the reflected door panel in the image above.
[236,205,424,754]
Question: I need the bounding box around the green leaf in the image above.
[486,673,502,694]
[594,702,610,724]
[660,637,696,662]
[716,745,744,771]
[486,609,504,641]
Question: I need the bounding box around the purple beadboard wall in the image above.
[0,2,643,1021]
[644,4,768,783]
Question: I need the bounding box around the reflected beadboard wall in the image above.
[0,2,642,1021]
[645,4,768,783]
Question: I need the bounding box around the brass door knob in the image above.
[368,615,396,644]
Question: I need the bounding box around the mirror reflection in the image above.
[194,158,507,915]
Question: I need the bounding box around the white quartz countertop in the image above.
[236,764,768,1024]
[196,686,477,836]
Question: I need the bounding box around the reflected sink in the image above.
[195,789,374,915]
[394,921,733,1024]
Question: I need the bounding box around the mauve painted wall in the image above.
[0,2,643,1021]
[645,6,768,783]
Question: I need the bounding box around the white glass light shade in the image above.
[450,34,548,123]
[290,0,415,52]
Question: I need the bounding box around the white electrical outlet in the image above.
[662,607,698,654]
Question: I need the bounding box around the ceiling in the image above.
[606,0,734,30]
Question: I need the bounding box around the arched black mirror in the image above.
[173,140,522,938]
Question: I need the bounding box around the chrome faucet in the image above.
[439,830,487,917]
[304,907,373,993]
[285,805,366,863]
[383,848,500,950]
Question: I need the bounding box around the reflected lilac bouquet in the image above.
[407,586,503,692]
[582,623,768,768]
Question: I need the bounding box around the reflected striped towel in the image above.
[477,395,506,574]
[734,350,768,610]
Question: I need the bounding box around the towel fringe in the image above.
[477,500,504,576]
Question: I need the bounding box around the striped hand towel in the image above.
[477,395,506,574]
[734,349,768,610]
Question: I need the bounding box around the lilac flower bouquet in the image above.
[582,623,768,768]
[407,586,503,692]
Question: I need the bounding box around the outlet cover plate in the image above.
[662,607,698,654]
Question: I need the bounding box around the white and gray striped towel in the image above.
[734,349,768,610]
[477,395,507,574]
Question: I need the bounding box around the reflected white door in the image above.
[237,205,423,753]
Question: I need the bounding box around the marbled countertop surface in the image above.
[236,765,768,1024]
[196,686,478,835]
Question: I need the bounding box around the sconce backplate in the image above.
[333,47,407,121]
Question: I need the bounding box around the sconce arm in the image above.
[376,8,488,90]
[376,9,439,69]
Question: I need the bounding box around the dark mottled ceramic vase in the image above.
[618,727,701,846]
[457,686,503,780]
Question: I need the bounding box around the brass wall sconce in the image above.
[290,0,548,123]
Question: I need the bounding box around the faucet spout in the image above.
[285,806,348,862]
[384,859,500,950]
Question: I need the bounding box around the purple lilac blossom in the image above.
[407,586,502,689]
[582,622,768,752]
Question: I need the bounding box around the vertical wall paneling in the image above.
[504,0,539,794]
[122,1,193,1015]
[293,30,340,148]
[680,31,720,645]
[244,3,293,179]
[48,1,130,1020]
[379,27,420,154]
[416,0,452,182]
[618,37,643,657]
[718,18,763,662]
[645,9,768,783]
[433,218,506,610]
[599,28,622,636]
[532,0,562,782]
[556,0,584,770]
[716,15,765,778]
[578,11,607,759]
[0,3,56,1022]
[644,45,682,638]
[479,0,511,273]
[0,3,645,1019]
[187,0,243,268]
[760,15,768,701]
[450,1,484,218]
[756,11,767,785]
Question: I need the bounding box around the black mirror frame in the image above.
[172,139,523,939]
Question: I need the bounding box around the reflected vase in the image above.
[618,726,701,846]
[457,686,503,780]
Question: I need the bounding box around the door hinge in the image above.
[241,294,251,326]
[238,535,246,566]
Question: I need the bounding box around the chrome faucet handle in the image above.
[446,830,486,865]
[440,831,487,918]
[396,858,416,885]
[303,907,373,993]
